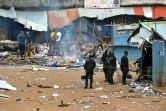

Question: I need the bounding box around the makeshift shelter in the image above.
[128,21,166,87]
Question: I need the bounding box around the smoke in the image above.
[59,23,80,59]
[55,17,97,60]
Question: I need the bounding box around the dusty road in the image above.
[0,65,166,111]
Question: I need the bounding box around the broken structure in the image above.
[128,21,166,87]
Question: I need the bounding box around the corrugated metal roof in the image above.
[140,21,166,41]
[48,8,79,30]
[128,21,166,45]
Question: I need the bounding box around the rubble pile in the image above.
[0,40,18,52]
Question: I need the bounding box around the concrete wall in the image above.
[121,0,166,6]
[0,0,165,8]
[112,26,130,46]
[114,46,142,62]
[0,0,84,8]
[112,19,141,62]
[112,26,142,62]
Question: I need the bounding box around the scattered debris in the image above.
[102,102,110,104]
[99,95,108,99]
[95,87,104,91]
[0,80,17,91]
[53,85,60,89]
[58,100,70,107]
[37,85,53,88]
[0,94,11,100]
[152,99,161,102]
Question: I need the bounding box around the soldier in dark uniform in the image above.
[120,51,129,85]
[101,44,114,82]
[105,50,116,86]
[84,52,96,89]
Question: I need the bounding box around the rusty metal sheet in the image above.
[48,8,79,29]
[66,8,79,23]
[48,11,58,30]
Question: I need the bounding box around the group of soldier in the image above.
[83,44,129,89]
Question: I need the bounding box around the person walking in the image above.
[105,50,116,86]
[17,31,26,58]
[120,51,129,85]
[84,52,96,89]
[101,44,114,82]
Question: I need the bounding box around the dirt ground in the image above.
[0,65,166,111]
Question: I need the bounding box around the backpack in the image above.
[84,59,96,71]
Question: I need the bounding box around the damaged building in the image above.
[0,0,166,61]
[1,1,166,110]
[128,21,166,87]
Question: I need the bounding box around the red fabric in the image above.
[133,7,144,16]
[66,8,79,23]
[151,6,166,19]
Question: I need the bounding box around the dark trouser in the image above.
[50,40,55,59]
[85,71,93,87]
[107,69,114,84]
[122,69,128,83]
[19,44,25,58]
[103,67,107,80]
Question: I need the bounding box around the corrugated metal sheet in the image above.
[0,7,16,18]
[128,21,166,47]
[0,7,47,31]
[66,8,79,23]
[14,11,47,31]
[141,21,166,41]
[1,6,166,31]
[128,26,153,45]
[152,40,165,87]
[78,8,125,20]
[48,8,79,30]
[78,6,166,20]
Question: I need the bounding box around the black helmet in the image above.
[107,50,114,57]
[88,52,95,58]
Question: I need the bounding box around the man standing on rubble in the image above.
[101,44,114,82]
[105,50,116,86]
[17,31,26,58]
[120,51,129,85]
[84,52,96,89]
[26,31,33,51]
